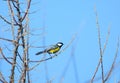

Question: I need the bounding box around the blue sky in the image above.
[0,0,120,83]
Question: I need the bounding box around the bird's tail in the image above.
[35,51,45,55]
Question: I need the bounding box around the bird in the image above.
[35,42,64,56]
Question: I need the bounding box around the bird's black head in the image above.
[56,42,64,47]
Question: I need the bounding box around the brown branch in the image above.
[0,48,12,65]
[13,0,32,82]
[0,14,17,26]
[0,37,17,44]
[104,37,119,82]
[0,15,12,25]
[11,1,18,10]
[3,0,16,2]
[95,6,104,83]
[7,0,18,25]
[29,55,54,63]
[90,61,101,83]
[0,38,26,47]
[17,52,23,62]
[8,0,25,82]
[14,0,27,82]
[1,0,31,83]
[21,0,31,21]
[102,27,110,54]
[0,57,13,60]
[91,26,110,83]
[0,72,8,83]
[23,9,31,83]
[0,79,5,83]
[28,55,55,71]
[9,24,21,83]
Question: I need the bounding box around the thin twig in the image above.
[7,0,18,25]
[0,72,8,83]
[0,57,13,60]
[21,0,31,21]
[0,15,13,25]
[0,48,12,65]
[25,5,31,83]
[104,37,119,82]
[0,37,17,44]
[102,27,110,54]
[95,6,104,83]
[91,26,110,83]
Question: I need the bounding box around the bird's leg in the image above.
[54,53,57,56]
[48,54,52,59]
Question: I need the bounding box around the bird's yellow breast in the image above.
[48,47,60,54]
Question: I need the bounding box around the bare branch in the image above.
[0,72,8,83]
[0,37,17,44]
[104,37,119,82]
[0,57,13,60]
[7,0,18,25]
[17,52,23,62]
[3,0,16,2]
[0,48,12,65]
[91,26,110,83]
[90,6,106,83]
[0,15,12,25]
[1,0,32,83]
[21,0,31,21]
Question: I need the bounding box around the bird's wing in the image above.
[45,45,57,51]
[35,44,56,55]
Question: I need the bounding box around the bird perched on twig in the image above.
[35,42,64,56]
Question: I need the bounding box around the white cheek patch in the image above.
[57,43,62,46]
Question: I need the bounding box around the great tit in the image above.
[35,42,64,56]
